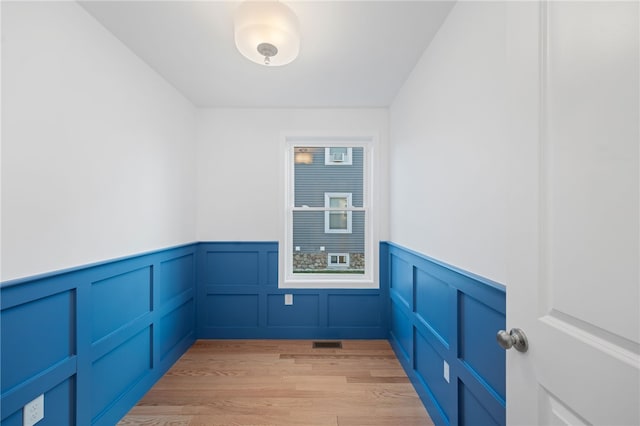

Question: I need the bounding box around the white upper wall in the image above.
[1,0,506,284]
[1,2,197,281]
[196,108,389,243]
[389,2,508,284]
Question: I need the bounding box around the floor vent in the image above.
[312,341,343,349]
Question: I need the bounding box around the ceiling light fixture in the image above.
[234,1,300,66]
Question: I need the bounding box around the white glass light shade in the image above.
[234,1,300,66]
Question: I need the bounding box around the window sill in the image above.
[280,277,378,289]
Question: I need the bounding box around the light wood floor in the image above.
[118,339,434,426]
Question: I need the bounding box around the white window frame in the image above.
[324,193,352,234]
[325,147,353,165]
[328,253,350,267]
[281,135,377,289]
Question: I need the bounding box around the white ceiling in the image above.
[79,1,455,108]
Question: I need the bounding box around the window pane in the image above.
[294,146,363,207]
[329,197,347,208]
[290,144,366,278]
[329,212,348,229]
[292,210,365,274]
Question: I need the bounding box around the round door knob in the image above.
[496,328,528,352]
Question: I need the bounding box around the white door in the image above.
[506,2,639,425]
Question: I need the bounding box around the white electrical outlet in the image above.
[23,394,44,426]
[319,246,325,251]
[284,294,293,305]
[443,360,450,383]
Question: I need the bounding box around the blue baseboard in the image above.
[196,242,389,339]
[381,242,506,426]
[0,244,197,426]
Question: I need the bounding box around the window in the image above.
[283,138,375,288]
[325,147,352,165]
[328,253,349,267]
[324,193,352,233]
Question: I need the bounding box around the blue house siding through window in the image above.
[293,147,364,270]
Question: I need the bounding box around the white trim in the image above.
[281,134,377,289]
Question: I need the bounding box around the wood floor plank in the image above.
[118,415,193,425]
[337,415,431,426]
[118,340,433,426]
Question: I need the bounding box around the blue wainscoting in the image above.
[196,242,389,339]
[0,244,197,426]
[2,240,504,426]
[381,242,506,426]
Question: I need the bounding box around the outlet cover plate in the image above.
[23,394,44,426]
